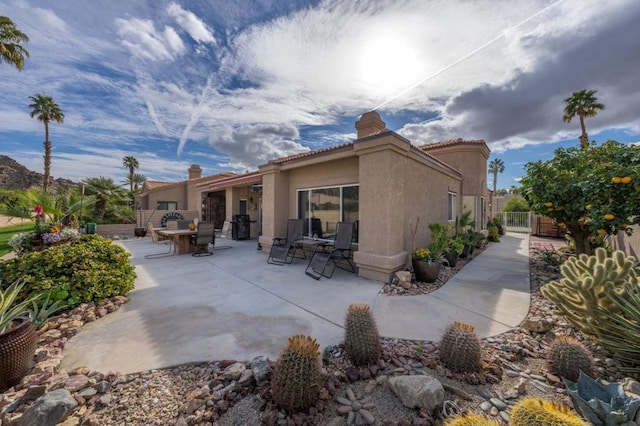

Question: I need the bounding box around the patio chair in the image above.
[305,222,356,280]
[191,221,215,257]
[144,223,175,259]
[267,218,305,265]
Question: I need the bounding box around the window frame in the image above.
[447,192,457,222]
[297,184,359,242]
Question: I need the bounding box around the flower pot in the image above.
[412,258,441,283]
[0,317,37,393]
[461,244,472,259]
[444,251,459,268]
[134,227,147,237]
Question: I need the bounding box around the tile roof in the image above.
[207,171,262,191]
[418,138,487,150]
[267,141,355,165]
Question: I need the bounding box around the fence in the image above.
[492,211,531,234]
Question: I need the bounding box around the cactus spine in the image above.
[444,413,498,425]
[541,248,639,338]
[271,335,322,413]
[546,335,594,382]
[439,321,483,373]
[510,398,589,426]
[344,303,382,366]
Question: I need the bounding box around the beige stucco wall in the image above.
[142,185,189,211]
[608,225,640,259]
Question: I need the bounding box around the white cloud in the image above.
[115,18,185,62]
[167,2,216,44]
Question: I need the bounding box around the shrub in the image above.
[0,235,136,307]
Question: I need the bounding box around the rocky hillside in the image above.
[0,155,77,192]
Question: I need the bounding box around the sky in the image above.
[1,0,639,190]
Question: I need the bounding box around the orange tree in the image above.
[521,140,640,255]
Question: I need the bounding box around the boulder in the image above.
[387,375,444,410]
[17,389,77,426]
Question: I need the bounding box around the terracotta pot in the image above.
[0,317,37,393]
[412,258,441,283]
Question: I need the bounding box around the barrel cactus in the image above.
[439,321,482,373]
[344,303,382,366]
[541,248,639,338]
[510,398,589,426]
[271,334,323,413]
[444,413,497,425]
[546,335,594,382]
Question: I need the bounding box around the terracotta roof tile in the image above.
[208,171,262,191]
[418,138,487,150]
[268,142,355,164]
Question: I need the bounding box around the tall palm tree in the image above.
[563,89,606,149]
[122,155,139,192]
[29,94,64,194]
[83,176,127,221]
[488,158,505,194]
[0,16,29,71]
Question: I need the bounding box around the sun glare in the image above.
[358,34,424,96]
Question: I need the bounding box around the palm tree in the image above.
[29,94,64,194]
[563,89,606,149]
[488,158,505,194]
[0,16,29,71]
[132,173,147,192]
[83,177,127,221]
[122,155,139,192]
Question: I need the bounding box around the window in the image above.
[157,201,177,210]
[447,192,456,221]
[297,185,359,242]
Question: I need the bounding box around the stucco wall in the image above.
[145,185,189,211]
[608,225,640,259]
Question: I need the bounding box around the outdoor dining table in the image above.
[156,229,197,255]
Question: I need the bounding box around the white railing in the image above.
[492,211,531,233]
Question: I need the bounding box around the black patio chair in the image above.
[191,221,215,257]
[267,218,305,265]
[305,222,356,280]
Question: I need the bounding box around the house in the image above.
[136,111,491,282]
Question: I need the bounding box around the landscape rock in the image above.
[17,389,77,426]
[387,375,444,410]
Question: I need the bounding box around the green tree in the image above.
[502,195,530,213]
[122,155,139,193]
[29,94,64,194]
[0,16,29,71]
[521,141,640,255]
[83,177,128,222]
[563,89,606,149]
[131,173,147,192]
[488,158,505,194]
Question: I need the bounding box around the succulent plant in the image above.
[510,397,589,425]
[439,321,482,373]
[564,371,640,426]
[546,335,594,382]
[541,248,639,338]
[271,334,323,413]
[344,303,382,366]
[444,413,497,425]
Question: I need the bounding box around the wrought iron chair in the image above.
[305,222,355,280]
[191,221,215,257]
[267,218,304,265]
[144,223,175,259]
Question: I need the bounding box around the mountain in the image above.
[0,155,77,192]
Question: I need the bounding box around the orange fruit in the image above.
[612,177,622,184]
[597,229,607,236]
[621,176,632,184]
[604,214,615,220]
[547,207,554,212]
[585,204,593,210]
[555,206,564,211]
[544,202,553,207]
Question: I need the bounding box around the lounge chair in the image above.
[144,223,175,259]
[267,218,304,265]
[305,222,356,280]
[191,221,215,257]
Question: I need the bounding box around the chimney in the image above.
[355,110,386,139]
[188,164,202,180]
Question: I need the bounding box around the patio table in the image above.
[157,229,197,255]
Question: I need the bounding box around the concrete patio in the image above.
[61,233,531,375]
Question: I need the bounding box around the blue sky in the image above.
[1,0,639,189]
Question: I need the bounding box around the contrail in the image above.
[372,0,566,111]
[177,75,213,156]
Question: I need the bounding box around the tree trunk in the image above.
[579,114,589,149]
[43,139,51,194]
[568,225,591,256]
[493,172,497,194]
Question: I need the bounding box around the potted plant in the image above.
[0,281,39,393]
[412,248,443,283]
[134,207,147,237]
[454,211,477,258]
[445,236,464,267]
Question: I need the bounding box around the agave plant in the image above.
[0,281,41,333]
[564,371,640,426]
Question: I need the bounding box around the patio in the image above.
[60,234,531,375]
